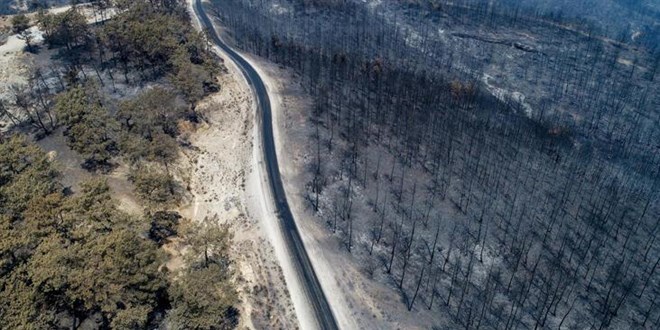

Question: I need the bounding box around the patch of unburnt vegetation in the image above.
[1,1,239,329]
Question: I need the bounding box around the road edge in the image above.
[186,1,336,329]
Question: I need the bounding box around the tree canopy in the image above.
[0,137,236,328]
[54,85,119,169]
[38,8,89,50]
[1,0,236,327]
[0,137,167,327]
[11,13,33,50]
[168,215,238,329]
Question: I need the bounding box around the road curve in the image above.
[192,1,339,329]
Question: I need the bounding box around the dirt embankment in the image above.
[177,56,299,329]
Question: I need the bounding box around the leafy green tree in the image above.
[148,133,179,168]
[11,14,34,51]
[167,264,238,330]
[27,222,168,328]
[117,87,184,139]
[180,214,232,268]
[129,166,179,205]
[1,135,237,329]
[11,14,30,34]
[0,265,57,329]
[0,135,59,219]
[168,214,237,329]
[66,107,118,168]
[64,179,127,237]
[1,173,168,328]
[54,85,101,128]
[170,47,217,110]
[55,85,119,169]
[22,192,67,243]
[38,8,89,50]
[101,3,187,77]
[147,210,181,246]
[0,138,172,328]
[118,132,150,164]
[36,9,54,40]
[0,136,60,297]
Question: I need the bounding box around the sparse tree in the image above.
[11,14,34,51]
